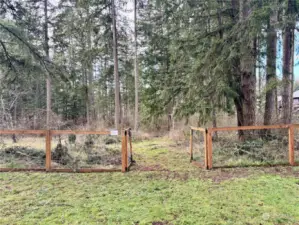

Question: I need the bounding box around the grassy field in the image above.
[1,138,299,224]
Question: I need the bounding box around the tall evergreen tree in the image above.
[282,0,297,124]
[264,1,278,126]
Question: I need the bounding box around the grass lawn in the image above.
[1,138,299,224]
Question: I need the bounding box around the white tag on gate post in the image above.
[110,130,118,136]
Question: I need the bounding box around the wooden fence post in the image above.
[207,129,213,169]
[125,130,128,170]
[289,125,295,166]
[190,129,193,161]
[46,130,51,171]
[121,132,126,172]
[129,129,133,162]
[121,131,128,172]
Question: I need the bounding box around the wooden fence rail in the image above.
[0,129,132,173]
[191,124,299,169]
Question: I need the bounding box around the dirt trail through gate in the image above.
[130,138,191,172]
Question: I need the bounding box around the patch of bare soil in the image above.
[134,221,172,225]
[200,166,299,183]
[132,164,299,183]
[151,221,172,225]
[201,168,252,183]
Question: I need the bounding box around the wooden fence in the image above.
[190,124,298,169]
[0,129,133,173]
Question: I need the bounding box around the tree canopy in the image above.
[0,0,298,131]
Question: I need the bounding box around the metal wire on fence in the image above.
[0,129,133,173]
[293,125,299,165]
[0,133,46,170]
[190,127,208,169]
[50,133,122,171]
[190,124,297,169]
[211,128,289,168]
[0,130,47,171]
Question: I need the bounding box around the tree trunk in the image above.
[234,98,244,138]
[87,6,94,127]
[44,0,51,129]
[212,0,222,140]
[103,58,108,122]
[13,97,17,127]
[289,29,294,122]
[230,0,245,138]
[217,0,223,39]
[264,16,277,126]
[12,97,17,143]
[275,81,278,121]
[239,0,256,127]
[84,67,89,126]
[282,29,294,124]
[257,38,262,115]
[134,0,139,131]
[281,0,295,124]
[212,106,218,140]
[112,0,121,132]
[282,32,292,124]
[167,114,171,132]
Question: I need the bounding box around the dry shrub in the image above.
[168,129,189,143]
[212,129,289,167]
[134,131,156,141]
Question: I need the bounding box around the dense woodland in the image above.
[0,0,299,133]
